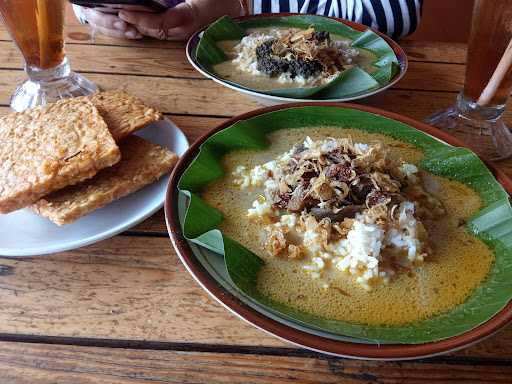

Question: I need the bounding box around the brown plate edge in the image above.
[164,102,512,360]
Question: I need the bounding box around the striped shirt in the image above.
[252,0,423,38]
[75,0,422,39]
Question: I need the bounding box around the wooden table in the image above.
[1,21,512,383]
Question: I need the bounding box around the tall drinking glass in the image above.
[425,0,512,160]
[0,0,97,112]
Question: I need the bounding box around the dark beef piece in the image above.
[366,191,391,207]
[301,170,318,183]
[349,176,375,203]
[256,56,289,77]
[287,184,307,212]
[256,40,289,76]
[274,192,291,209]
[287,183,318,212]
[388,193,406,207]
[255,40,323,79]
[255,40,275,58]
[365,191,405,208]
[325,163,353,182]
[310,205,364,222]
[288,58,324,79]
[326,148,353,163]
[312,31,330,42]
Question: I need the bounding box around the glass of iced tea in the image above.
[0,0,97,111]
[425,0,512,160]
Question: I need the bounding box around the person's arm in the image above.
[251,0,423,39]
[119,0,245,40]
[72,0,244,40]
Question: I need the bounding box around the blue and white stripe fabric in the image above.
[252,0,423,39]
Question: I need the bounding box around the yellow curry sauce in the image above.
[201,127,494,326]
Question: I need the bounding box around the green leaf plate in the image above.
[166,103,512,359]
[186,14,407,103]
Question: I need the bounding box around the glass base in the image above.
[10,57,98,112]
[425,94,512,161]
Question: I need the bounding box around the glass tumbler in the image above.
[0,0,97,112]
[425,0,512,160]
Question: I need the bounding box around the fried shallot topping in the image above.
[263,137,411,216]
[235,136,447,289]
[255,27,358,79]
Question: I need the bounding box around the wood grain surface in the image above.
[0,17,512,383]
[1,235,512,358]
[0,24,469,63]
[1,341,511,384]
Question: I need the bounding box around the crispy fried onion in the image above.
[241,137,447,288]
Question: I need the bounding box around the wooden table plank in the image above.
[0,70,469,119]
[0,23,467,63]
[400,40,467,64]
[0,41,197,79]
[0,39,466,94]
[0,236,282,348]
[0,236,512,359]
[0,24,469,65]
[127,210,166,233]
[0,71,261,117]
[0,341,511,384]
[0,70,464,119]
[0,46,466,92]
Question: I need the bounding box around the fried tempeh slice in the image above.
[0,98,121,214]
[89,90,163,142]
[32,135,178,225]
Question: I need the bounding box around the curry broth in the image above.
[213,28,377,91]
[201,127,494,326]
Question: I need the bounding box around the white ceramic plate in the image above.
[0,119,189,257]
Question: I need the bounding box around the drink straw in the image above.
[477,37,512,107]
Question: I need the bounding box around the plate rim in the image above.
[185,13,408,103]
[165,102,512,360]
[0,119,189,257]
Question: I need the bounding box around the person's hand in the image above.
[118,0,243,41]
[80,7,143,39]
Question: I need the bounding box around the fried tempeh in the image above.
[0,98,120,214]
[32,135,178,225]
[89,90,163,142]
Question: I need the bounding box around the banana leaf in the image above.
[194,15,400,99]
[178,106,512,344]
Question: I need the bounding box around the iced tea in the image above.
[0,0,65,70]
[463,0,512,106]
